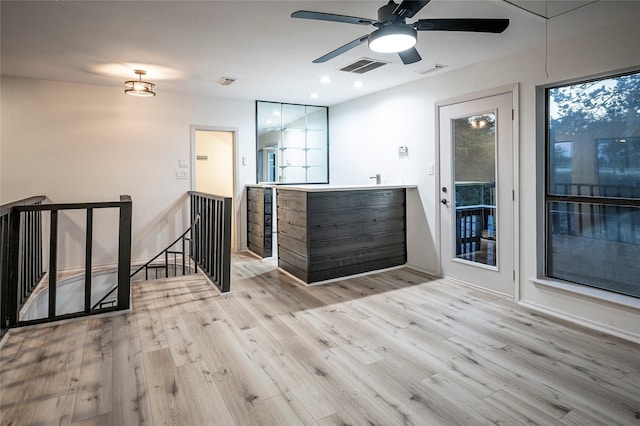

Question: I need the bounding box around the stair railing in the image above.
[1,196,46,337]
[91,214,201,310]
[189,191,232,293]
[0,195,132,336]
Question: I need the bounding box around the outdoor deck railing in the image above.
[551,183,640,245]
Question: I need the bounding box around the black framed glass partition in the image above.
[256,101,329,184]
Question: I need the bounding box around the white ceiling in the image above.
[2,0,640,106]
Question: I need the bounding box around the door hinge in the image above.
[512,109,515,120]
[512,190,515,201]
[513,270,516,281]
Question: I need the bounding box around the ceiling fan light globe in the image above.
[368,25,417,53]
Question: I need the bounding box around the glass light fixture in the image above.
[368,25,417,53]
[124,70,156,97]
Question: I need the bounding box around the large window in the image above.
[256,101,328,184]
[545,70,640,298]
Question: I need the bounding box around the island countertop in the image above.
[248,183,417,192]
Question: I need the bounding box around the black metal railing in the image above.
[455,204,496,256]
[550,183,640,245]
[0,195,132,336]
[92,191,232,303]
[1,196,46,336]
[190,191,232,293]
[91,214,202,310]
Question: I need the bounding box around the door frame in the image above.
[434,84,520,300]
[190,125,240,252]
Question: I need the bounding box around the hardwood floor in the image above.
[1,252,639,425]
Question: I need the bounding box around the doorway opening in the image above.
[192,127,237,252]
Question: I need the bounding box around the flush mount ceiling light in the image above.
[124,70,156,97]
[368,24,417,53]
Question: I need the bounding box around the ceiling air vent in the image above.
[416,64,447,75]
[217,77,237,86]
[339,58,389,74]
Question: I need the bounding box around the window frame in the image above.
[255,100,330,185]
[538,67,640,299]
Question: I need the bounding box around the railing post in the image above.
[220,197,232,293]
[84,208,93,313]
[117,196,132,310]
[3,210,21,328]
[48,210,58,319]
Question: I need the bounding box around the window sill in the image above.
[530,277,640,311]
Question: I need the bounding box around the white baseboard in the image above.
[518,299,640,344]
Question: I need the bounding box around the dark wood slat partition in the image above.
[246,186,273,258]
[277,187,407,283]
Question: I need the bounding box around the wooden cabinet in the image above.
[277,187,407,283]
[247,186,273,258]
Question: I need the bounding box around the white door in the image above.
[438,92,514,296]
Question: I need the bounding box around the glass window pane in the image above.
[547,202,640,297]
[453,113,497,266]
[545,70,640,299]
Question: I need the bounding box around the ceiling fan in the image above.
[291,0,509,65]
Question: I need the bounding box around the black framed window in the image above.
[256,101,328,184]
[545,70,640,298]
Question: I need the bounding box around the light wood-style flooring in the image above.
[1,252,639,425]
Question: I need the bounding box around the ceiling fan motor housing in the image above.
[378,0,401,22]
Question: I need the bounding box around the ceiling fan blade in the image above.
[312,35,369,63]
[398,47,422,64]
[291,10,376,26]
[414,18,509,33]
[393,0,431,19]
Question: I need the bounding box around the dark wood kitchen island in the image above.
[276,185,412,284]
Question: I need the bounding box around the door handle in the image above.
[441,198,448,205]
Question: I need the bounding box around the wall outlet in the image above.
[175,170,189,180]
[398,145,408,156]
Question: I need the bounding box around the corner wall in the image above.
[1,77,255,269]
[329,16,640,341]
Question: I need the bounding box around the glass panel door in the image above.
[452,112,497,267]
[439,92,515,296]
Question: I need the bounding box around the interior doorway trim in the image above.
[190,125,240,252]
[434,84,520,301]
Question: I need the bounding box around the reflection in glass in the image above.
[548,202,640,297]
[256,101,328,184]
[546,70,640,297]
[452,113,497,266]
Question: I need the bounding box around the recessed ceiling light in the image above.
[353,81,364,88]
[320,76,331,83]
[273,110,280,116]
[310,93,319,99]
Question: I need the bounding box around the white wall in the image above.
[1,77,255,269]
[329,16,640,342]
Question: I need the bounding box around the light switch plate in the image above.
[175,170,189,180]
[178,159,188,168]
